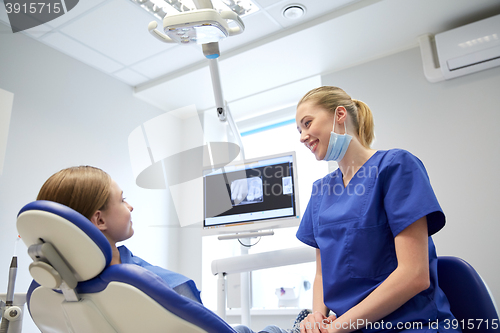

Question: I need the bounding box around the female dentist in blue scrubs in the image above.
[295,86,460,333]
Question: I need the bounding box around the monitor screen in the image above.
[202,151,300,236]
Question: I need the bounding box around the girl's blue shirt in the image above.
[118,245,203,304]
[296,149,459,332]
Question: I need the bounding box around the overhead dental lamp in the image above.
[148,0,246,155]
[148,9,244,48]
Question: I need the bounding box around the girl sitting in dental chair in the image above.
[36,165,202,304]
[36,166,293,333]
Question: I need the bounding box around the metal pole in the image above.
[217,273,227,320]
[239,243,251,327]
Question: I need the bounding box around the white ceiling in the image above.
[2,0,500,122]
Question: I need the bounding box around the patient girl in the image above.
[36,165,202,303]
[38,166,301,333]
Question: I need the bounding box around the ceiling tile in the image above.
[59,0,169,66]
[40,32,124,73]
[265,0,360,28]
[22,23,54,38]
[252,0,288,10]
[47,0,108,28]
[113,68,149,86]
[229,75,321,122]
[0,0,106,33]
[219,10,282,53]
[135,66,214,112]
[131,44,205,79]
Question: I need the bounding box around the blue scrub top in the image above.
[297,149,459,332]
[118,245,203,304]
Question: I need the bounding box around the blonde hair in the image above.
[298,86,374,148]
[37,166,112,220]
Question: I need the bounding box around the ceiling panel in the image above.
[59,0,168,66]
[40,32,124,73]
[131,43,205,79]
[253,0,290,10]
[264,0,360,28]
[219,10,282,53]
[20,23,53,38]
[218,35,327,102]
[113,68,150,85]
[46,0,108,28]
[228,75,322,122]
[135,65,214,111]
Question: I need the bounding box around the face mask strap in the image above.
[333,106,347,135]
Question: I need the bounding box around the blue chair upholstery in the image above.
[17,200,237,333]
[438,256,499,333]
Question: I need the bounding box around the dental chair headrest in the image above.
[17,200,112,282]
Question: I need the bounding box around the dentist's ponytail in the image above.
[352,99,374,148]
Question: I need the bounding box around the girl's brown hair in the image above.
[37,166,112,220]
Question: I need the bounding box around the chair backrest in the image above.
[17,200,236,333]
[438,256,499,333]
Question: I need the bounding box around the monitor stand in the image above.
[217,230,274,241]
[217,231,274,327]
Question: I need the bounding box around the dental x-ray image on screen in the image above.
[202,151,300,236]
[230,177,264,206]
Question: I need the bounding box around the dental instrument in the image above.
[0,236,23,333]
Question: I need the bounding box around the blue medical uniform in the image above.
[118,245,203,304]
[296,149,459,332]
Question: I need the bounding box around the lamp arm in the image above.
[207,58,245,159]
[208,58,225,118]
[148,21,175,43]
[193,0,213,9]
[220,10,245,36]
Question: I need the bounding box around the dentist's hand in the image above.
[300,311,336,333]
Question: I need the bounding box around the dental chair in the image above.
[438,256,499,333]
[16,200,237,333]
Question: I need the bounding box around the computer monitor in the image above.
[202,151,300,237]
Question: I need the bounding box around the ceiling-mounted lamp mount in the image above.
[132,0,258,20]
[148,0,246,136]
[148,8,244,46]
[282,4,305,20]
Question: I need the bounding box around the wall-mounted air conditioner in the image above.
[418,14,500,82]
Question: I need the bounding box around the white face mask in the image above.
[323,107,352,162]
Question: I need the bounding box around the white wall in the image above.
[322,46,500,304]
[0,23,188,332]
